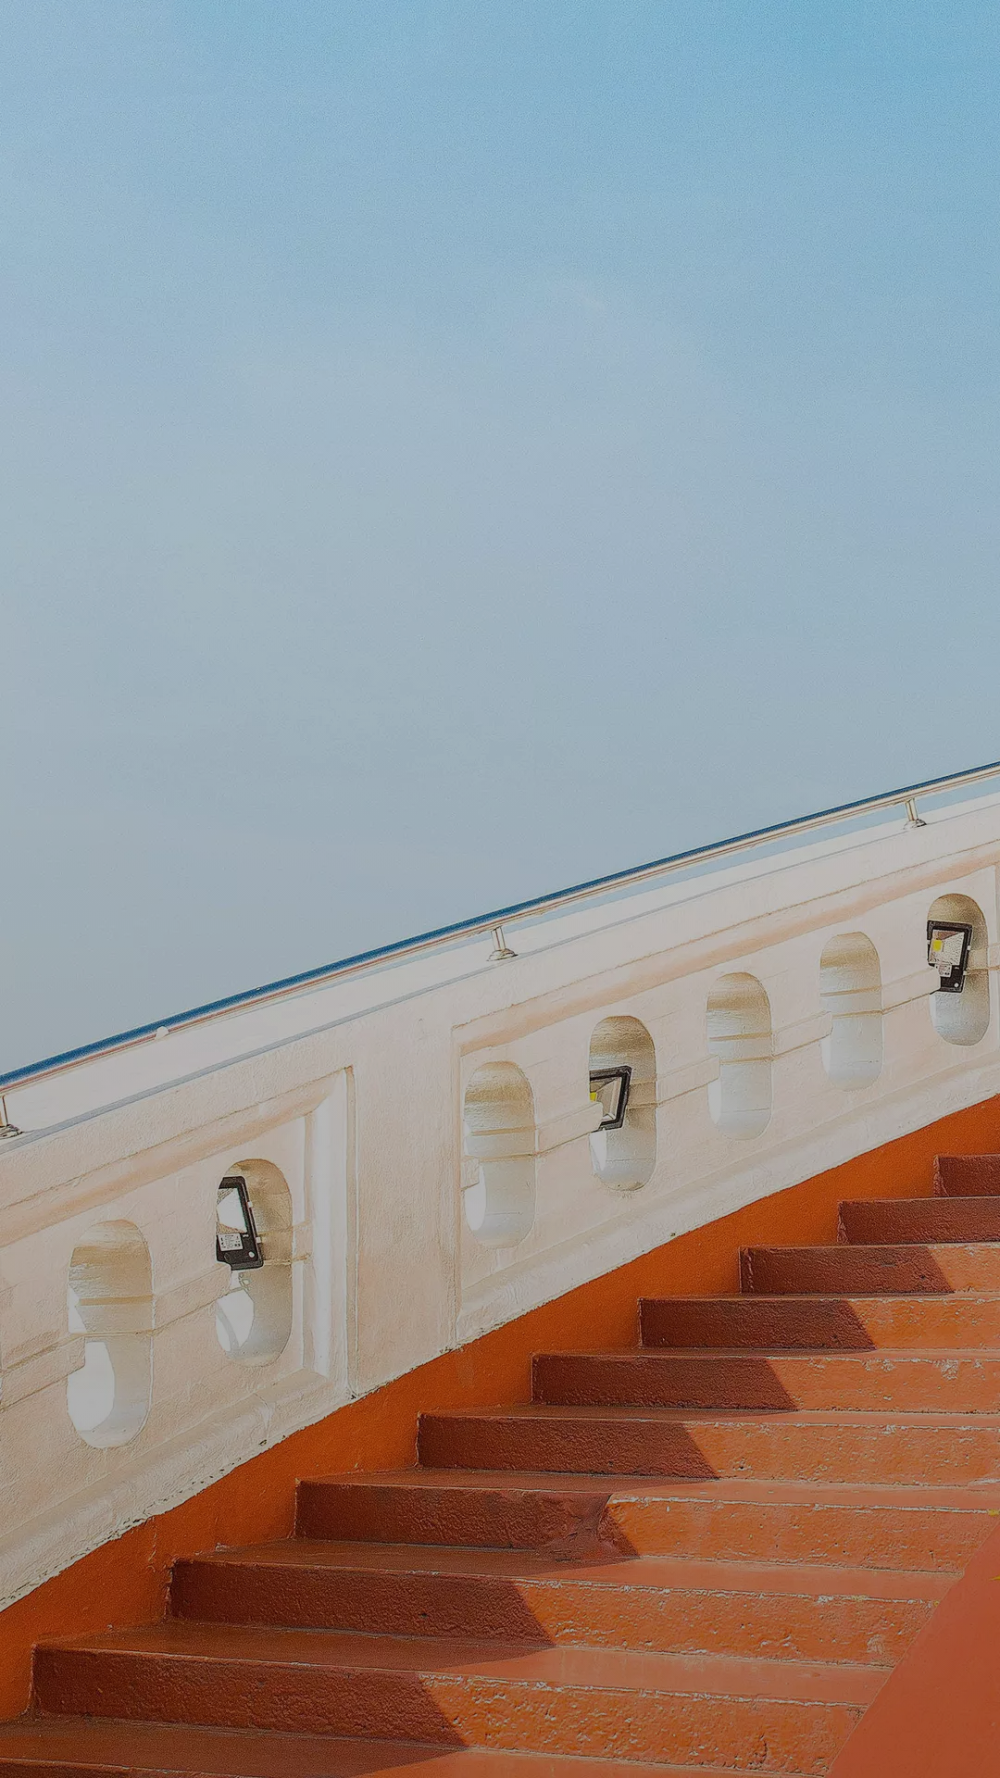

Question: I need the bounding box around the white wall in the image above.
[2,794,1000,1606]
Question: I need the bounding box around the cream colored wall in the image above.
[3,795,1000,1606]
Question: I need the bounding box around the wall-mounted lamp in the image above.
[216,1176,264,1269]
[927,921,974,994]
[589,1066,632,1130]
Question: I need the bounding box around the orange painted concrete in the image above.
[828,1515,1000,1777]
[3,1092,1000,1724]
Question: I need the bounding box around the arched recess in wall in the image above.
[819,933,883,1090]
[67,1221,152,1449]
[928,893,991,1047]
[462,1062,536,1247]
[216,1160,293,1366]
[588,1016,656,1190]
[707,972,773,1139]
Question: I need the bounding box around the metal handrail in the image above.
[2,755,1000,1108]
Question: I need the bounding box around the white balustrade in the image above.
[3,789,1000,1608]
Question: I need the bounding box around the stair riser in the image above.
[934,1156,1000,1198]
[740,1245,1000,1295]
[170,1561,931,1664]
[418,1414,1000,1484]
[839,1201,1000,1243]
[294,1482,623,1555]
[172,1564,546,1645]
[533,1353,1000,1414]
[640,1296,1000,1350]
[32,1649,864,1770]
[607,1495,997,1570]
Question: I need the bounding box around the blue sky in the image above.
[4,1,1000,1068]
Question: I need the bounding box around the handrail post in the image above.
[489,924,517,961]
[904,796,927,830]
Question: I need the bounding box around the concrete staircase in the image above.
[5,1154,1000,1776]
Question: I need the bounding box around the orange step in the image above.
[417,1404,1000,1484]
[32,1624,884,1770]
[171,1540,948,1664]
[532,1348,1000,1413]
[296,1470,1000,1570]
[639,1292,1000,1349]
[934,1154,1000,1196]
[740,1242,1000,1295]
[838,1196,1000,1243]
[0,1719,718,1777]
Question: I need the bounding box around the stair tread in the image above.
[743,1243,1000,1255]
[535,1346,1000,1359]
[639,1291,1000,1303]
[0,1719,731,1777]
[421,1403,1000,1426]
[303,1467,1000,1507]
[840,1196,1000,1207]
[182,1540,954,1599]
[42,1622,886,1704]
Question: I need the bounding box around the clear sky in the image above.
[4,1,1000,1070]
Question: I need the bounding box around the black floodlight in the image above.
[589,1065,632,1131]
[216,1176,264,1269]
[927,920,974,994]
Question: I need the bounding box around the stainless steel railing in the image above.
[2,755,999,1121]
